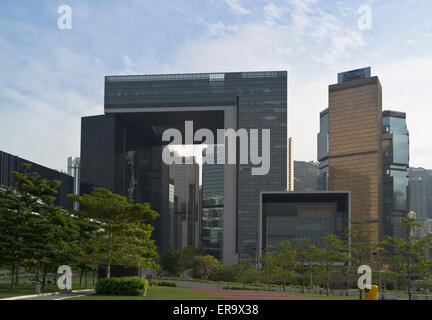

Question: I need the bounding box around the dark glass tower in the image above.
[202,145,224,260]
[382,111,409,239]
[80,71,288,264]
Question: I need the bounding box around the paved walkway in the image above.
[2,289,94,300]
[191,289,324,300]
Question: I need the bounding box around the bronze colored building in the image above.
[326,68,383,242]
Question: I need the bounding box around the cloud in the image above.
[224,0,251,15]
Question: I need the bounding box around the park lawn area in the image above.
[71,286,225,300]
[0,275,96,299]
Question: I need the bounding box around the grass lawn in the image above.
[0,275,96,299]
[71,286,225,300]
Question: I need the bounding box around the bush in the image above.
[148,280,177,287]
[96,277,149,296]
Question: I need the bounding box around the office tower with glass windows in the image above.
[169,156,200,250]
[202,145,225,260]
[382,111,409,239]
[80,71,288,264]
[319,67,383,241]
[0,150,73,208]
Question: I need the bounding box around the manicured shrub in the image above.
[96,277,149,296]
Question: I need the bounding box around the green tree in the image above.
[383,217,432,300]
[0,164,61,289]
[293,239,318,293]
[193,255,222,280]
[259,250,281,291]
[274,241,297,291]
[232,256,256,288]
[319,234,348,295]
[68,187,159,278]
[160,249,185,276]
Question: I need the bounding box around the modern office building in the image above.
[80,71,288,264]
[0,150,74,208]
[67,156,81,195]
[202,145,225,260]
[169,156,200,250]
[409,167,432,222]
[259,191,350,249]
[382,111,410,239]
[409,179,428,222]
[287,137,294,191]
[318,67,383,241]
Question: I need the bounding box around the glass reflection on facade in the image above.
[261,192,349,249]
[201,145,224,260]
[382,111,410,239]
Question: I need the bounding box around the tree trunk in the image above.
[93,271,95,285]
[15,266,20,286]
[283,281,286,292]
[106,223,112,279]
[407,276,412,300]
[41,265,47,290]
[10,264,16,290]
[80,268,83,286]
[301,263,305,293]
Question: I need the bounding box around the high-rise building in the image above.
[287,137,294,191]
[0,150,74,208]
[318,67,383,241]
[80,71,288,264]
[169,156,200,250]
[409,179,428,222]
[202,145,224,260]
[67,156,81,210]
[382,111,410,239]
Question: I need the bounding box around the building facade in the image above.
[0,150,74,208]
[259,191,350,250]
[80,71,288,264]
[318,67,383,241]
[202,145,225,260]
[382,111,410,239]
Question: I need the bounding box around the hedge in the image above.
[96,277,149,296]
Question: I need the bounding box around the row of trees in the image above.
[160,219,432,300]
[0,164,160,290]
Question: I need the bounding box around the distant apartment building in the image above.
[318,67,383,241]
[0,150,73,208]
[382,111,410,239]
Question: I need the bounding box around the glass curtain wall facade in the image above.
[260,192,350,249]
[202,145,225,260]
[0,150,74,208]
[382,111,410,239]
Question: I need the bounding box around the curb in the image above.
[0,289,94,300]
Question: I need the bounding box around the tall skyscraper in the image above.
[169,156,200,250]
[202,145,224,260]
[287,137,294,191]
[318,67,383,241]
[382,111,410,239]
